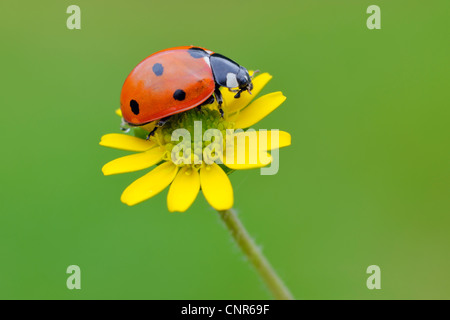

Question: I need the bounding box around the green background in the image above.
[1,0,448,299]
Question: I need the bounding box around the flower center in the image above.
[151,106,235,167]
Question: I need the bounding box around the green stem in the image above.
[218,208,294,300]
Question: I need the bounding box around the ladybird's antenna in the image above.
[251,70,260,79]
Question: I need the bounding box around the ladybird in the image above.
[119,46,253,133]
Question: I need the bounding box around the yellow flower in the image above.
[100,72,291,212]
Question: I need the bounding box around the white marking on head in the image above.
[203,56,211,67]
[226,73,239,88]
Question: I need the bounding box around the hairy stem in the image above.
[218,208,294,300]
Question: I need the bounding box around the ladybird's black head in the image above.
[236,67,252,90]
[233,67,253,98]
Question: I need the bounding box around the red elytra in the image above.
[120,46,216,126]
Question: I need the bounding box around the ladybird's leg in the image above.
[146,117,171,140]
[214,86,224,106]
[234,89,244,99]
[205,94,216,105]
[214,86,224,118]
[197,95,215,111]
[157,116,171,128]
[147,127,158,140]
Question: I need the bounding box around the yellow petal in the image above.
[167,167,200,213]
[115,108,122,117]
[230,92,286,129]
[100,133,155,152]
[121,162,178,206]
[232,130,291,151]
[268,130,291,150]
[223,151,272,170]
[102,147,165,176]
[223,132,273,170]
[222,72,273,115]
[200,163,233,211]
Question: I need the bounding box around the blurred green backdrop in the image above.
[0,0,448,299]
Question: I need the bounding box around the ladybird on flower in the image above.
[100,46,291,212]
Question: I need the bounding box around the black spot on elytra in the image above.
[173,89,186,101]
[188,47,208,59]
[152,63,164,76]
[130,100,139,115]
